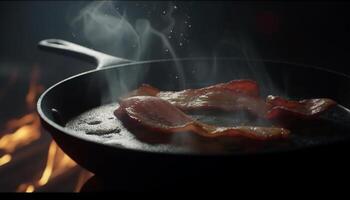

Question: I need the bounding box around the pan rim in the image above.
[37,57,350,157]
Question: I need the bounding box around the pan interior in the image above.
[65,99,350,155]
[43,58,350,155]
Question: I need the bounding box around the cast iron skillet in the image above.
[37,39,350,179]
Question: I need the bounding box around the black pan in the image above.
[37,39,350,182]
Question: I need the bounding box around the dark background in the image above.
[1,0,349,120]
[0,0,349,124]
[0,1,350,191]
[0,1,350,66]
[1,1,350,70]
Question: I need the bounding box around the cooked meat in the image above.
[114,96,289,141]
[123,80,266,114]
[265,95,337,120]
[124,80,337,121]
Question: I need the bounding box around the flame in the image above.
[0,154,11,166]
[17,141,78,192]
[25,185,34,193]
[16,184,34,193]
[37,141,59,186]
[0,114,41,156]
[0,66,42,162]
[37,141,77,187]
[0,66,92,192]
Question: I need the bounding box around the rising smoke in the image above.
[69,1,281,99]
[67,1,284,151]
[69,1,186,102]
[70,1,179,61]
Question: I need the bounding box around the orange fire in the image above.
[16,141,81,192]
[0,67,43,166]
[38,141,76,186]
[0,114,41,166]
[0,66,92,192]
[0,66,43,165]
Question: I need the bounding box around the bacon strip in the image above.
[265,95,337,120]
[124,80,337,120]
[123,80,266,114]
[114,96,289,141]
[124,79,260,98]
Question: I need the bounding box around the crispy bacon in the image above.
[124,80,260,98]
[123,80,266,114]
[114,96,289,141]
[265,95,337,120]
[124,81,337,121]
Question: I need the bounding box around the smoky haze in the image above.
[68,0,281,101]
[69,1,180,61]
[65,1,292,152]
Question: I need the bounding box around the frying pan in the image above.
[37,39,350,182]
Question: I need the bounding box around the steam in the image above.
[70,1,138,60]
[160,2,176,36]
[68,1,285,151]
[70,1,185,102]
[212,33,280,96]
[68,0,282,109]
[237,34,274,91]
[70,1,179,61]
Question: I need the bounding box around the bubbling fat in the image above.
[65,103,190,154]
[65,102,290,154]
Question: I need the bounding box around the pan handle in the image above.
[38,39,131,69]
